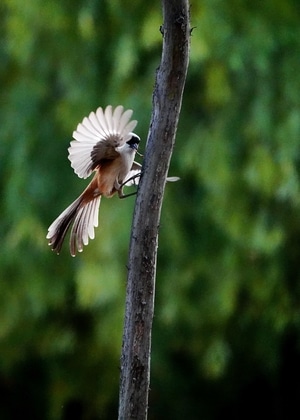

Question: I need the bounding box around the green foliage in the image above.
[1,0,300,418]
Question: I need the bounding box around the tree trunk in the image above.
[118,1,190,418]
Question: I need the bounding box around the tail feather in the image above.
[47,195,101,256]
[69,197,101,256]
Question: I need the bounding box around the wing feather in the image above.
[69,105,138,179]
[112,105,124,132]
[104,105,113,133]
[89,110,109,137]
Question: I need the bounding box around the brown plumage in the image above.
[47,105,141,256]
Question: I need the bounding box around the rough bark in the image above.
[118,1,190,418]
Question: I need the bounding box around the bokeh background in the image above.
[1,0,300,419]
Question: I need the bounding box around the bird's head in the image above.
[126,133,140,151]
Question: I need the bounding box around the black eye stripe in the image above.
[126,134,140,145]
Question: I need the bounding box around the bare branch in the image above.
[118,1,190,418]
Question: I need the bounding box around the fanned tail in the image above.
[47,195,101,256]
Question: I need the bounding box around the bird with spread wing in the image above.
[47,105,141,256]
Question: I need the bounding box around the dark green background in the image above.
[1,0,300,418]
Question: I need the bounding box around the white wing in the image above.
[68,105,138,179]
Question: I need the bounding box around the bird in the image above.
[47,105,142,256]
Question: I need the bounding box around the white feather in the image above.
[68,105,138,180]
[104,105,113,132]
[69,196,101,256]
[112,105,124,132]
